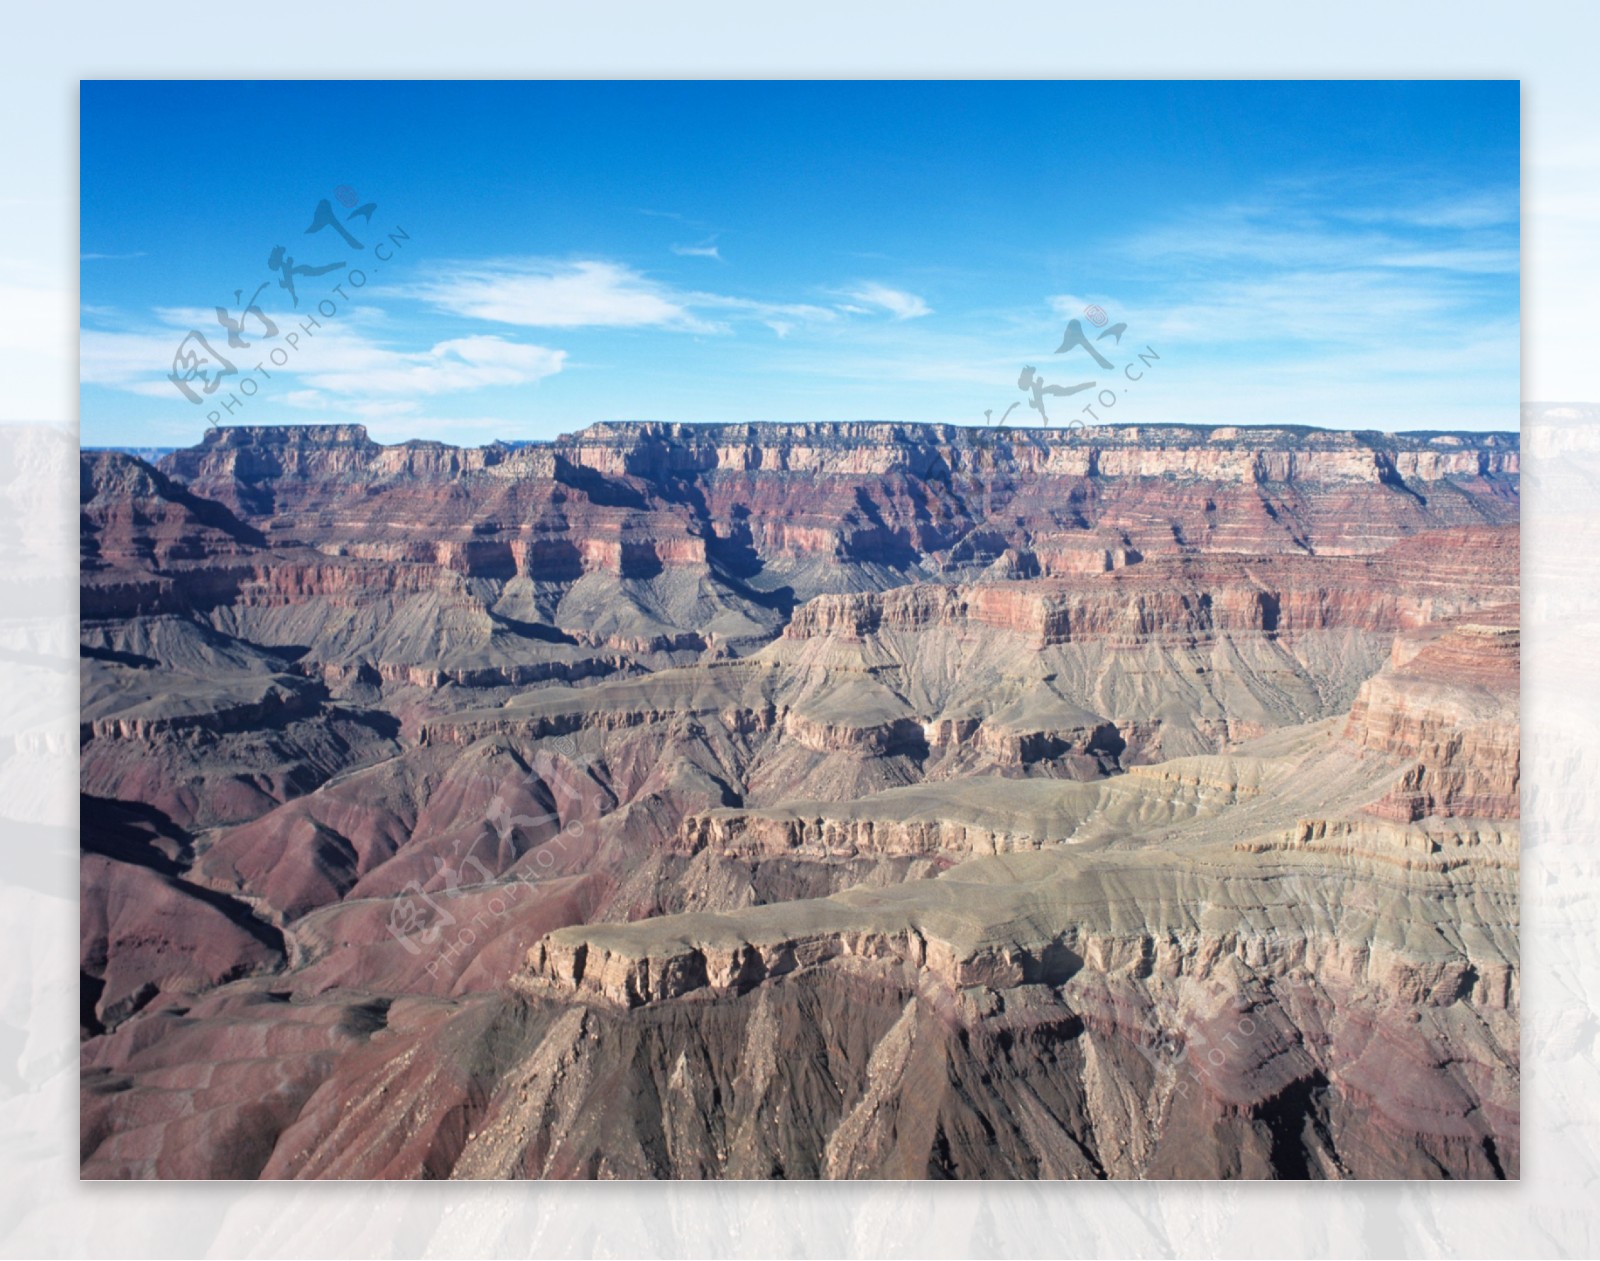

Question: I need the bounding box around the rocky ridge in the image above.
[79,421,1519,1179]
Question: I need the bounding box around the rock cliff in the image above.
[79,420,1519,1179]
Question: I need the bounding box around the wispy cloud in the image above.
[842,283,932,320]
[81,310,565,403]
[688,292,839,338]
[670,238,722,260]
[1048,293,1121,321]
[81,251,148,262]
[1124,180,1518,278]
[409,258,860,339]
[638,208,705,226]
[299,334,565,396]
[1339,187,1519,231]
[1103,176,1517,362]
[409,260,708,331]
[1373,247,1518,273]
[1125,270,1479,346]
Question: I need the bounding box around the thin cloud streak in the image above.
[843,283,932,320]
[81,310,565,402]
[407,260,710,331]
[670,239,722,260]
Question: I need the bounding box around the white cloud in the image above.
[1341,188,1519,231]
[689,293,838,331]
[410,257,863,338]
[1128,208,1515,280]
[1373,247,1518,273]
[843,283,932,320]
[81,311,565,403]
[1048,293,1122,321]
[402,258,940,344]
[79,325,181,388]
[410,260,709,330]
[1133,267,1504,350]
[303,334,565,396]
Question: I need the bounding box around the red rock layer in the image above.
[1346,609,1520,821]
[155,422,1519,580]
[77,421,1520,1182]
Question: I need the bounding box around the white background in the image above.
[1,3,1596,1256]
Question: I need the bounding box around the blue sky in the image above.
[79,80,1520,446]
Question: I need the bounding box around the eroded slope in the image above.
[79,422,1520,1179]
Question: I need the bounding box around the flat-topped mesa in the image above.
[164,423,376,472]
[162,423,541,487]
[561,420,1519,482]
[164,420,1520,486]
[193,422,376,447]
[151,422,1519,574]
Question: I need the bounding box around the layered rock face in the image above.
[79,421,1519,1179]
[156,422,1517,577]
[1345,612,1520,822]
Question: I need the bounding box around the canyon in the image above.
[78,420,1520,1179]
